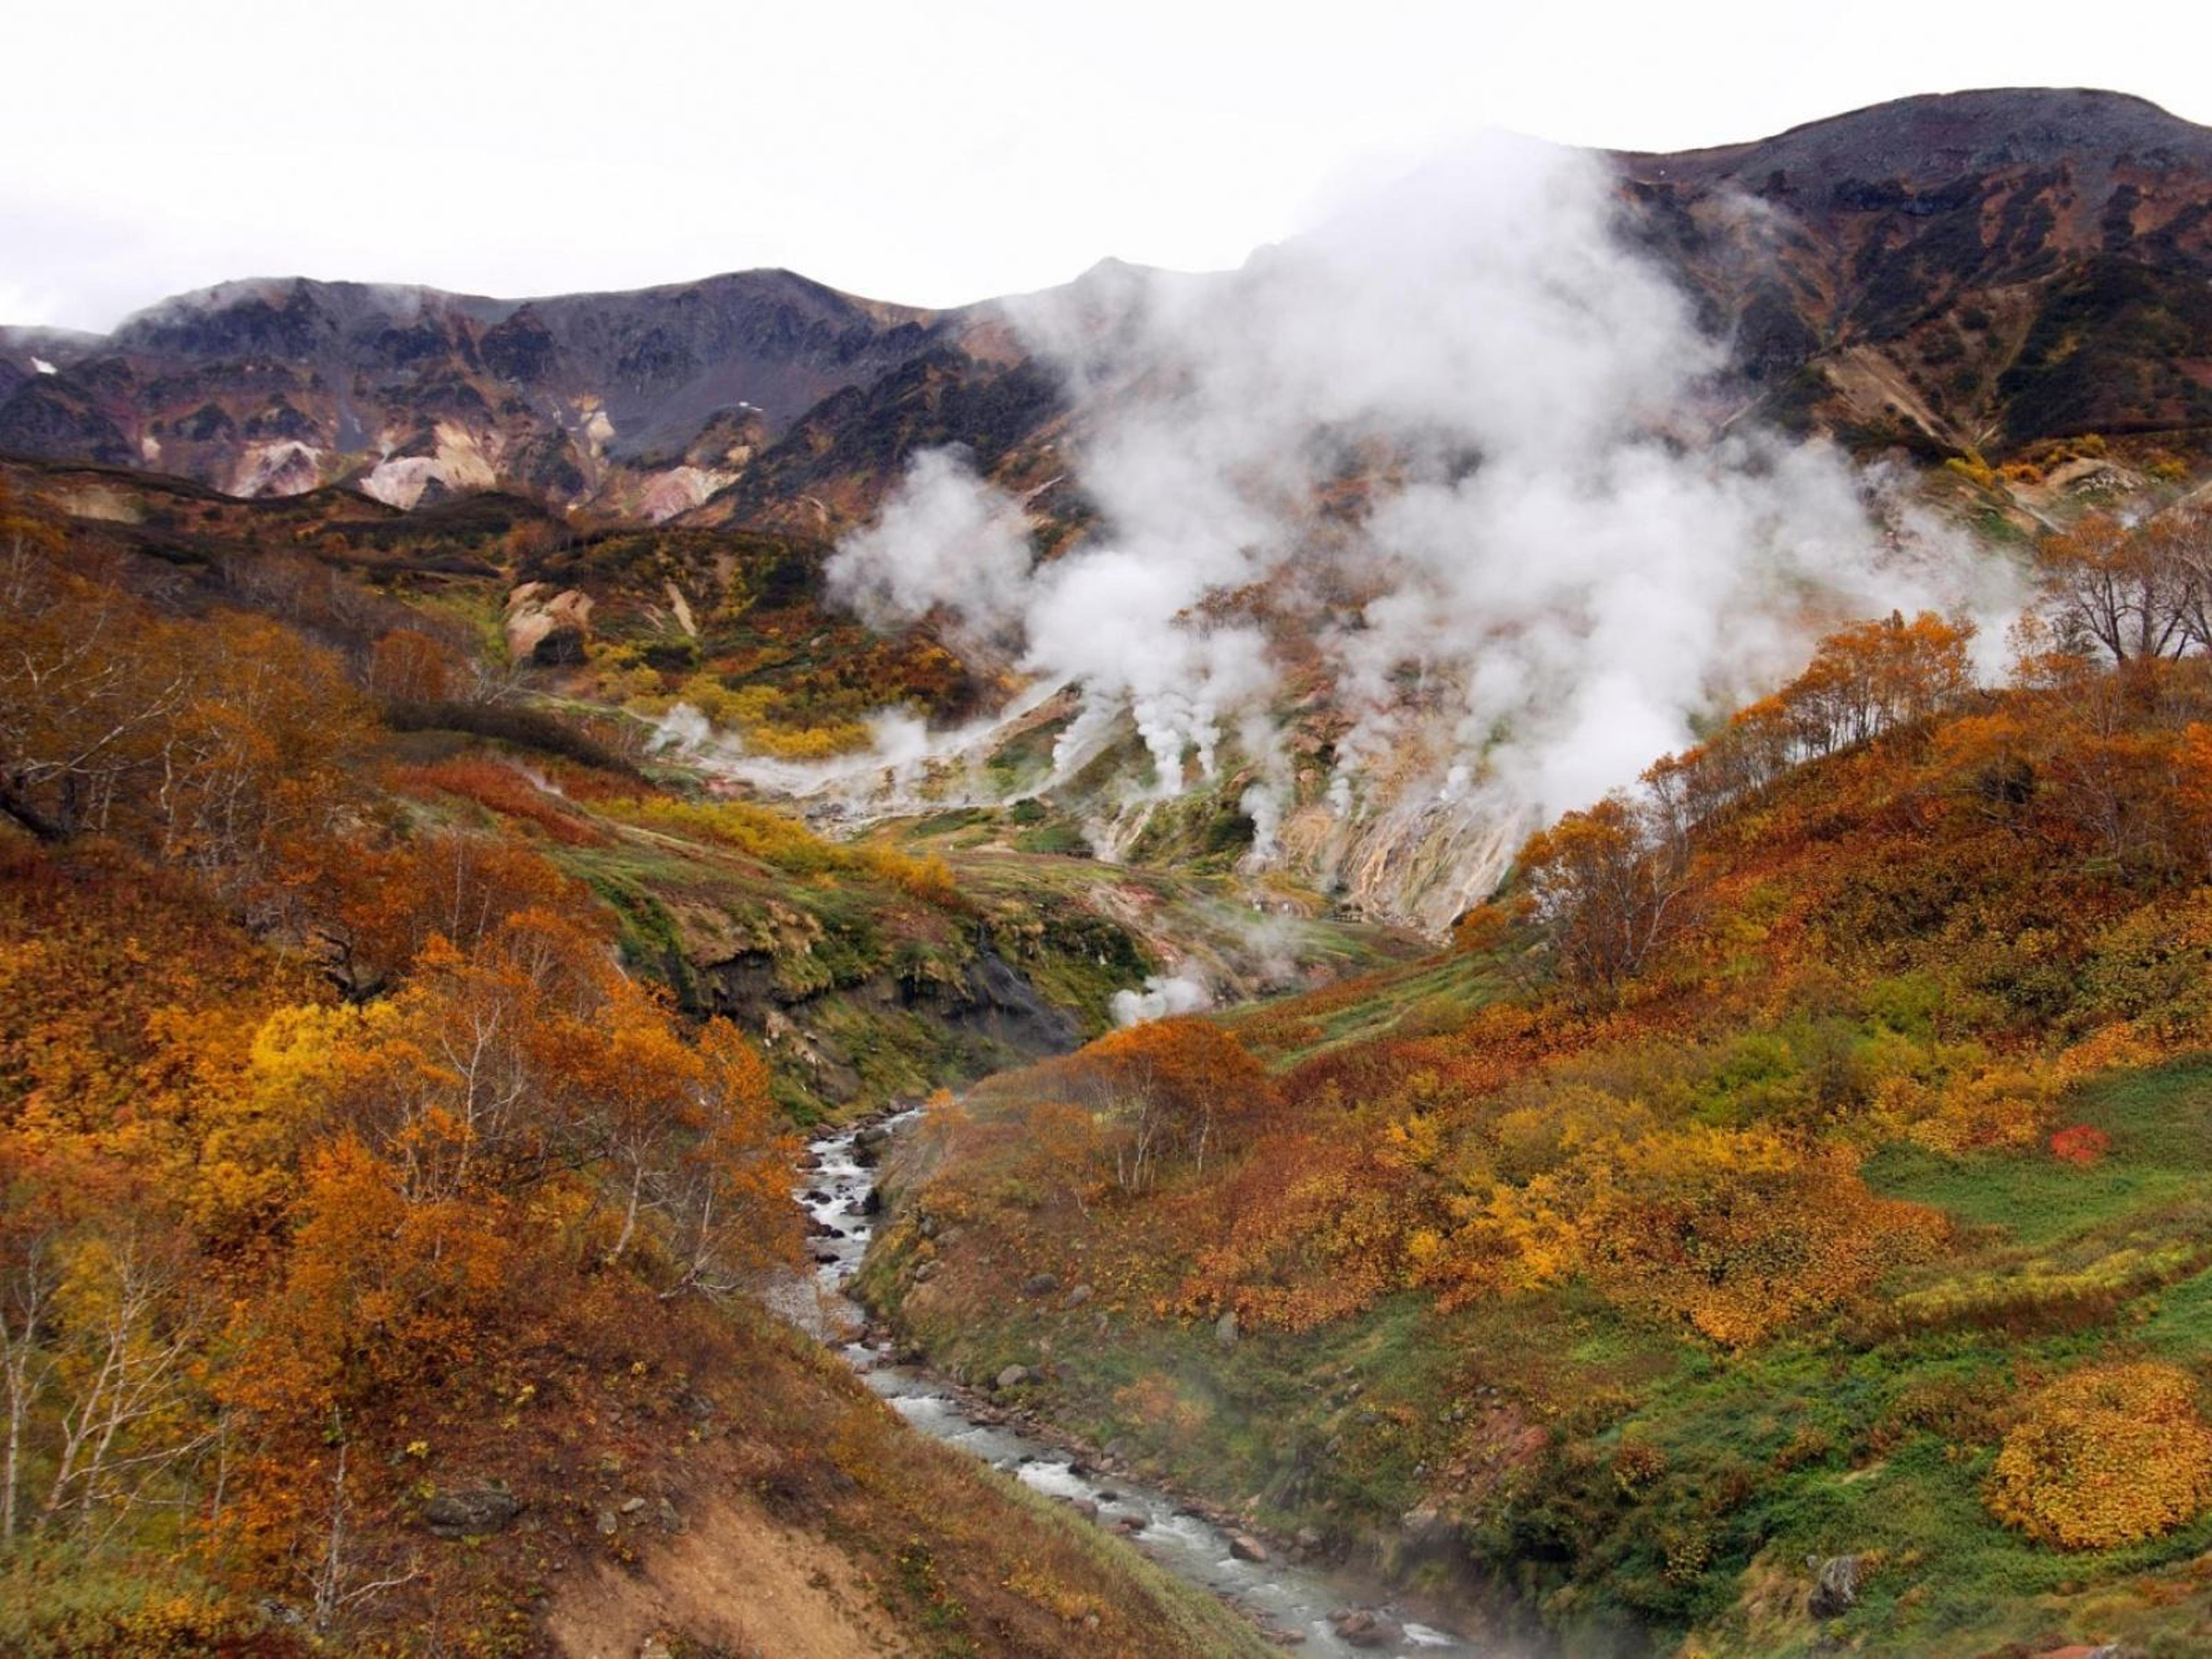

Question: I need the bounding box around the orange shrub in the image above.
[367,627,459,703]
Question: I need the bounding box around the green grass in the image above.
[1869,1058,2212,1248]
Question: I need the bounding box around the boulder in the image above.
[995,1365,1032,1391]
[1216,1309,1240,1347]
[421,1482,521,1538]
[1062,1283,1094,1310]
[1808,1553,1861,1619]
[1229,1532,1270,1564]
[1328,1609,1403,1649]
[1022,1272,1061,1298]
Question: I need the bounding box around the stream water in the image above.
[787,1109,1476,1658]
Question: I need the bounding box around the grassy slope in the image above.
[0,468,1355,1656]
[864,1024,2212,1658]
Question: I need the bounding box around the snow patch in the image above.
[30,357,56,376]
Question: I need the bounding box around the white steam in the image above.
[1110,974,1213,1027]
[647,702,722,758]
[824,447,1035,649]
[823,135,2018,926]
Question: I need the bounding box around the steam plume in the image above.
[825,134,2018,927]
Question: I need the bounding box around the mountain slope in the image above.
[0,270,960,518]
[858,634,2212,1657]
[0,471,1315,1657]
[1620,87,2212,452]
[9,88,2212,528]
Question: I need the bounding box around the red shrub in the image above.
[2049,1124,2112,1167]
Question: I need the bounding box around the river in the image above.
[788,1108,1477,1658]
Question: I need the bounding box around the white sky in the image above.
[6,0,2212,333]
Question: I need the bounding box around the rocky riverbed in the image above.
[784,1107,1477,1658]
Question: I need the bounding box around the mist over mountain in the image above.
[7,88,2212,528]
[14,87,2211,931]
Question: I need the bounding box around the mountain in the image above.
[18,84,2212,1659]
[0,270,983,519]
[1618,87,2212,453]
[8,88,2212,527]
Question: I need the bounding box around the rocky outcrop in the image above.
[1807,1552,1862,1618]
[421,1482,522,1538]
[1328,1608,1405,1649]
[504,582,594,666]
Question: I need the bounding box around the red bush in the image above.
[2049,1124,2112,1167]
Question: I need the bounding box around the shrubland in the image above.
[0,481,1279,1657]
[862,502,2212,1656]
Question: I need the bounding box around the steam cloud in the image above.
[826,447,1036,649]
[1110,975,1214,1027]
[825,135,2017,924]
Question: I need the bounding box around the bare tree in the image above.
[2038,512,2193,664]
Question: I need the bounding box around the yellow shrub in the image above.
[612,796,967,908]
[744,719,873,759]
[1988,1362,2212,1549]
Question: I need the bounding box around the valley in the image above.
[13,79,2212,1659]
[797,1110,1472,1656]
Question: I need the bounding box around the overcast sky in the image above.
[7,0,2211,333]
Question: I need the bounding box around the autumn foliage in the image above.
[2049,1124,2114,1167]
[0,494,805,1648]
[1988,1362,2212,1549]
[906,600,2212,1375]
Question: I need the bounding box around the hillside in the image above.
[1620,88,2212,453]
[18,79,2212,1659]
[857,591,2212,1655]
[0,472,1392,1655]
[14,89,2212,941]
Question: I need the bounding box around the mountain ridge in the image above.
[8,86,2212,524]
